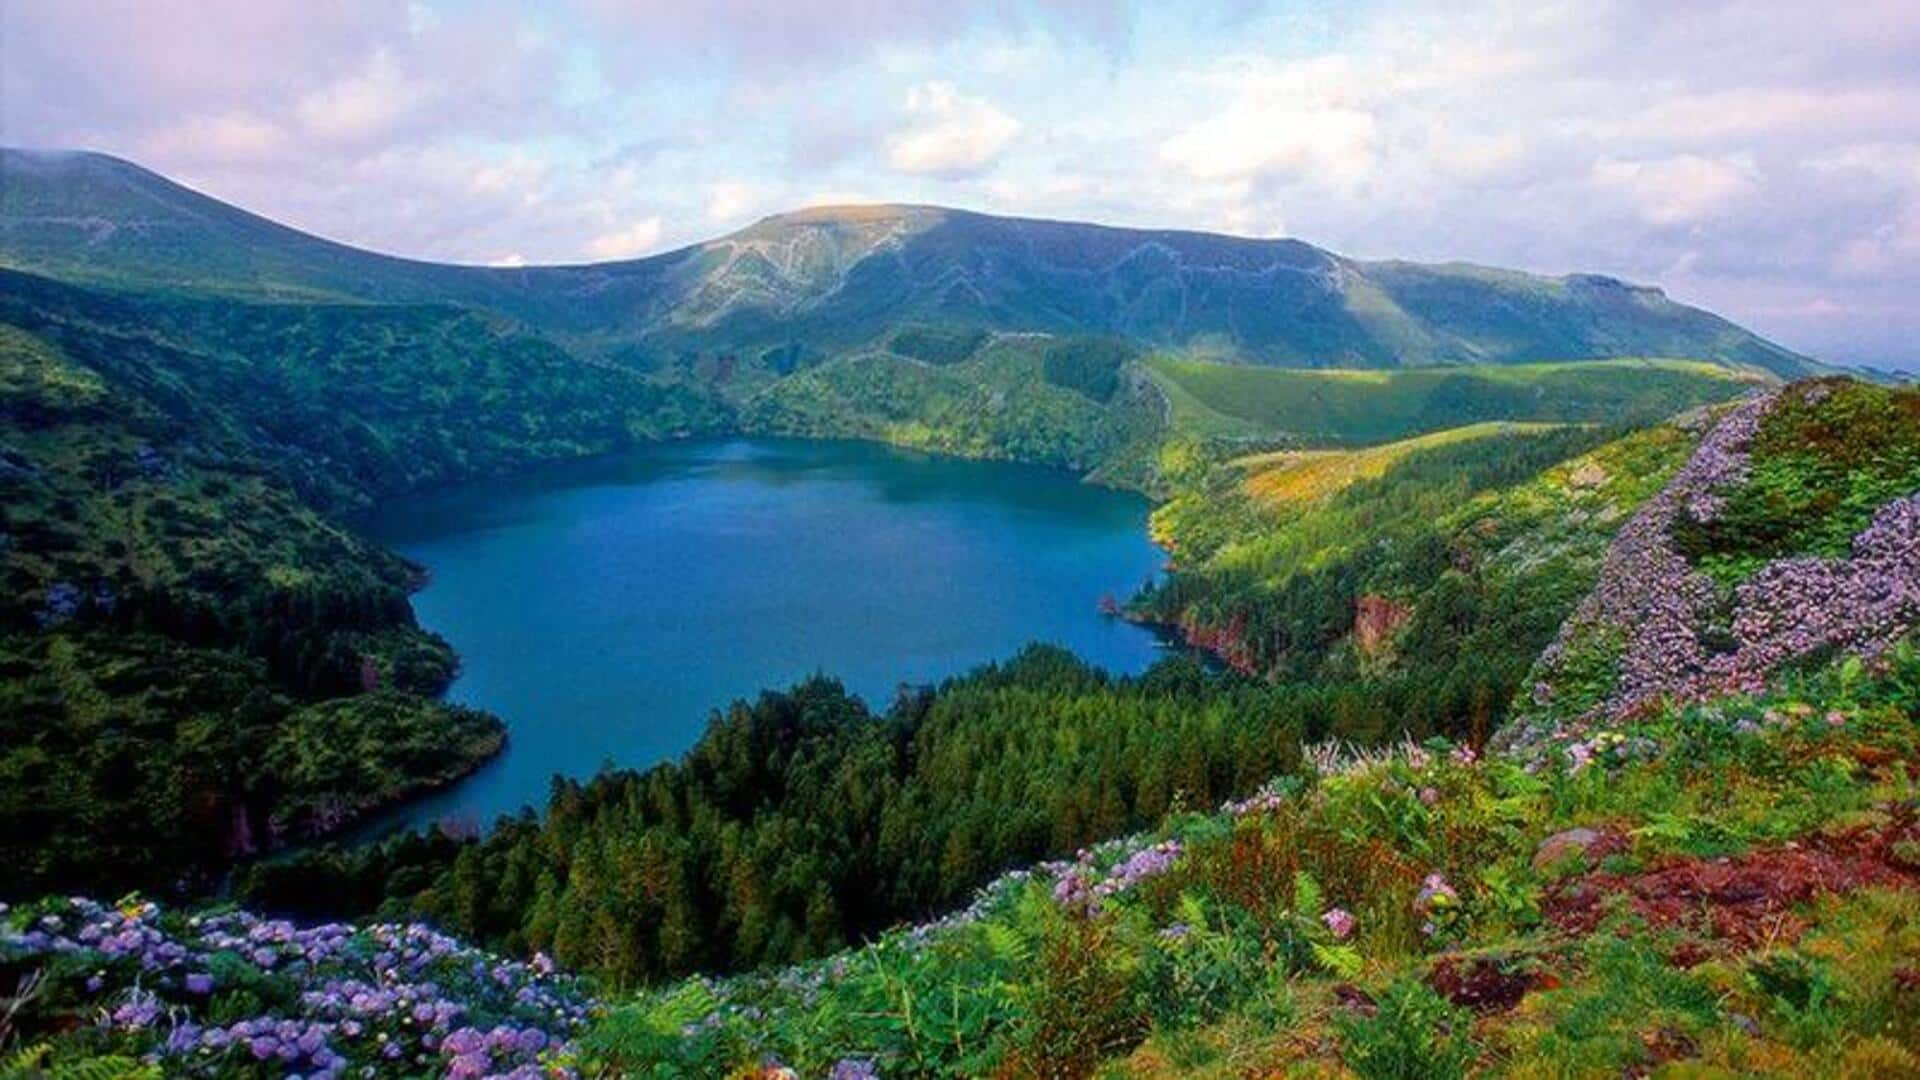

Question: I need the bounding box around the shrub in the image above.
[1334,977,1476,1080]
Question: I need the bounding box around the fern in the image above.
[1292,870,1324,918]
[0,1046,160,1080]
[1312,942,1365,979]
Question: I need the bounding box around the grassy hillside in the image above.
[574,641,1919,1078]
[1505,378,1920,748]
[0,312,501,891]
[1147,356,1764,446]
[739,350,1756,492]
[738,334,1167,483]
[1138,417,1705,692]
[1234,421,1570,506]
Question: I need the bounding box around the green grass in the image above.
[1148,356,1760,446]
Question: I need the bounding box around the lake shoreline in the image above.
[337,434,1170,837]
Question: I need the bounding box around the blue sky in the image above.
[4,0,1919,368]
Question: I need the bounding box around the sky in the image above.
[3,0,1918,369]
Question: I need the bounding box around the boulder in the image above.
[1533,827,1604,872]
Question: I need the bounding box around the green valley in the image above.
[3,144,1917,1080]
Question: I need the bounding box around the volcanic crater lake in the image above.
[356,437,1169,832]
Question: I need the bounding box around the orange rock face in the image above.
[1353,594,1412,658]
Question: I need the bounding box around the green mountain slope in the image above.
[2,149,1815,374]
[1147,356,1767,445]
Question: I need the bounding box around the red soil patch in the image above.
[1427,953,1561,1013]
[1545,806,1920,958]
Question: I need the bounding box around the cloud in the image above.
[706,181,762,224]
[584,218,666,261]
[1590,155,1761,227]
[1161,103,1376,187]
[577,0,1131,73]
[1157,55,1377,187]
[296,49,436,143]
[138,112,290,165]
[885,82,1022,178]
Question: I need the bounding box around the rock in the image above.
[1353,594,1412,659]
[1533,827,1603,872]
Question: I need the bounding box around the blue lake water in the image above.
[355,438,1168,832]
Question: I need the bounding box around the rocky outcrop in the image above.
[1353,594,1412,660]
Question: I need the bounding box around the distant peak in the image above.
[754,204,942,227]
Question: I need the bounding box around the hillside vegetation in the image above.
[1233,422,1571,507]
[9,443,1918,1074]
[0,248,1763,895]
[1147,357,1763,446]
[0,270,724,893]
[4,368,1918,1076]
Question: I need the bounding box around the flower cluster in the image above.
[1414,873,1461,940]
[1047,839,1184,915]
[1321,908,1356,940]
[1515,389,1920,755]
[2,897,593,1079]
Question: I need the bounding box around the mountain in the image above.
[1,148,1815,374]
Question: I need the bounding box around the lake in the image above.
[355,437,1169,832]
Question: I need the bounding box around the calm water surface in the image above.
[356,438,1167,832]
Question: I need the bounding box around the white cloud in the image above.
[584,218,665,261]
[1160,102,1376,186]
[138,111,289,163]
[1590,154,1760,227]
[706,180,761,223]
[297,49,434,142]
[885,82,1021,178]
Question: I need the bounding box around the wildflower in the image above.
[1416,873,1457,911]
[1322,908,1356,940]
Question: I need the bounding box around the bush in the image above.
[1335,977,1476,1080]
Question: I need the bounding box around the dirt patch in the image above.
[1546,808,1920,957]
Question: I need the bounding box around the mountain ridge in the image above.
[0,147,1815,374]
